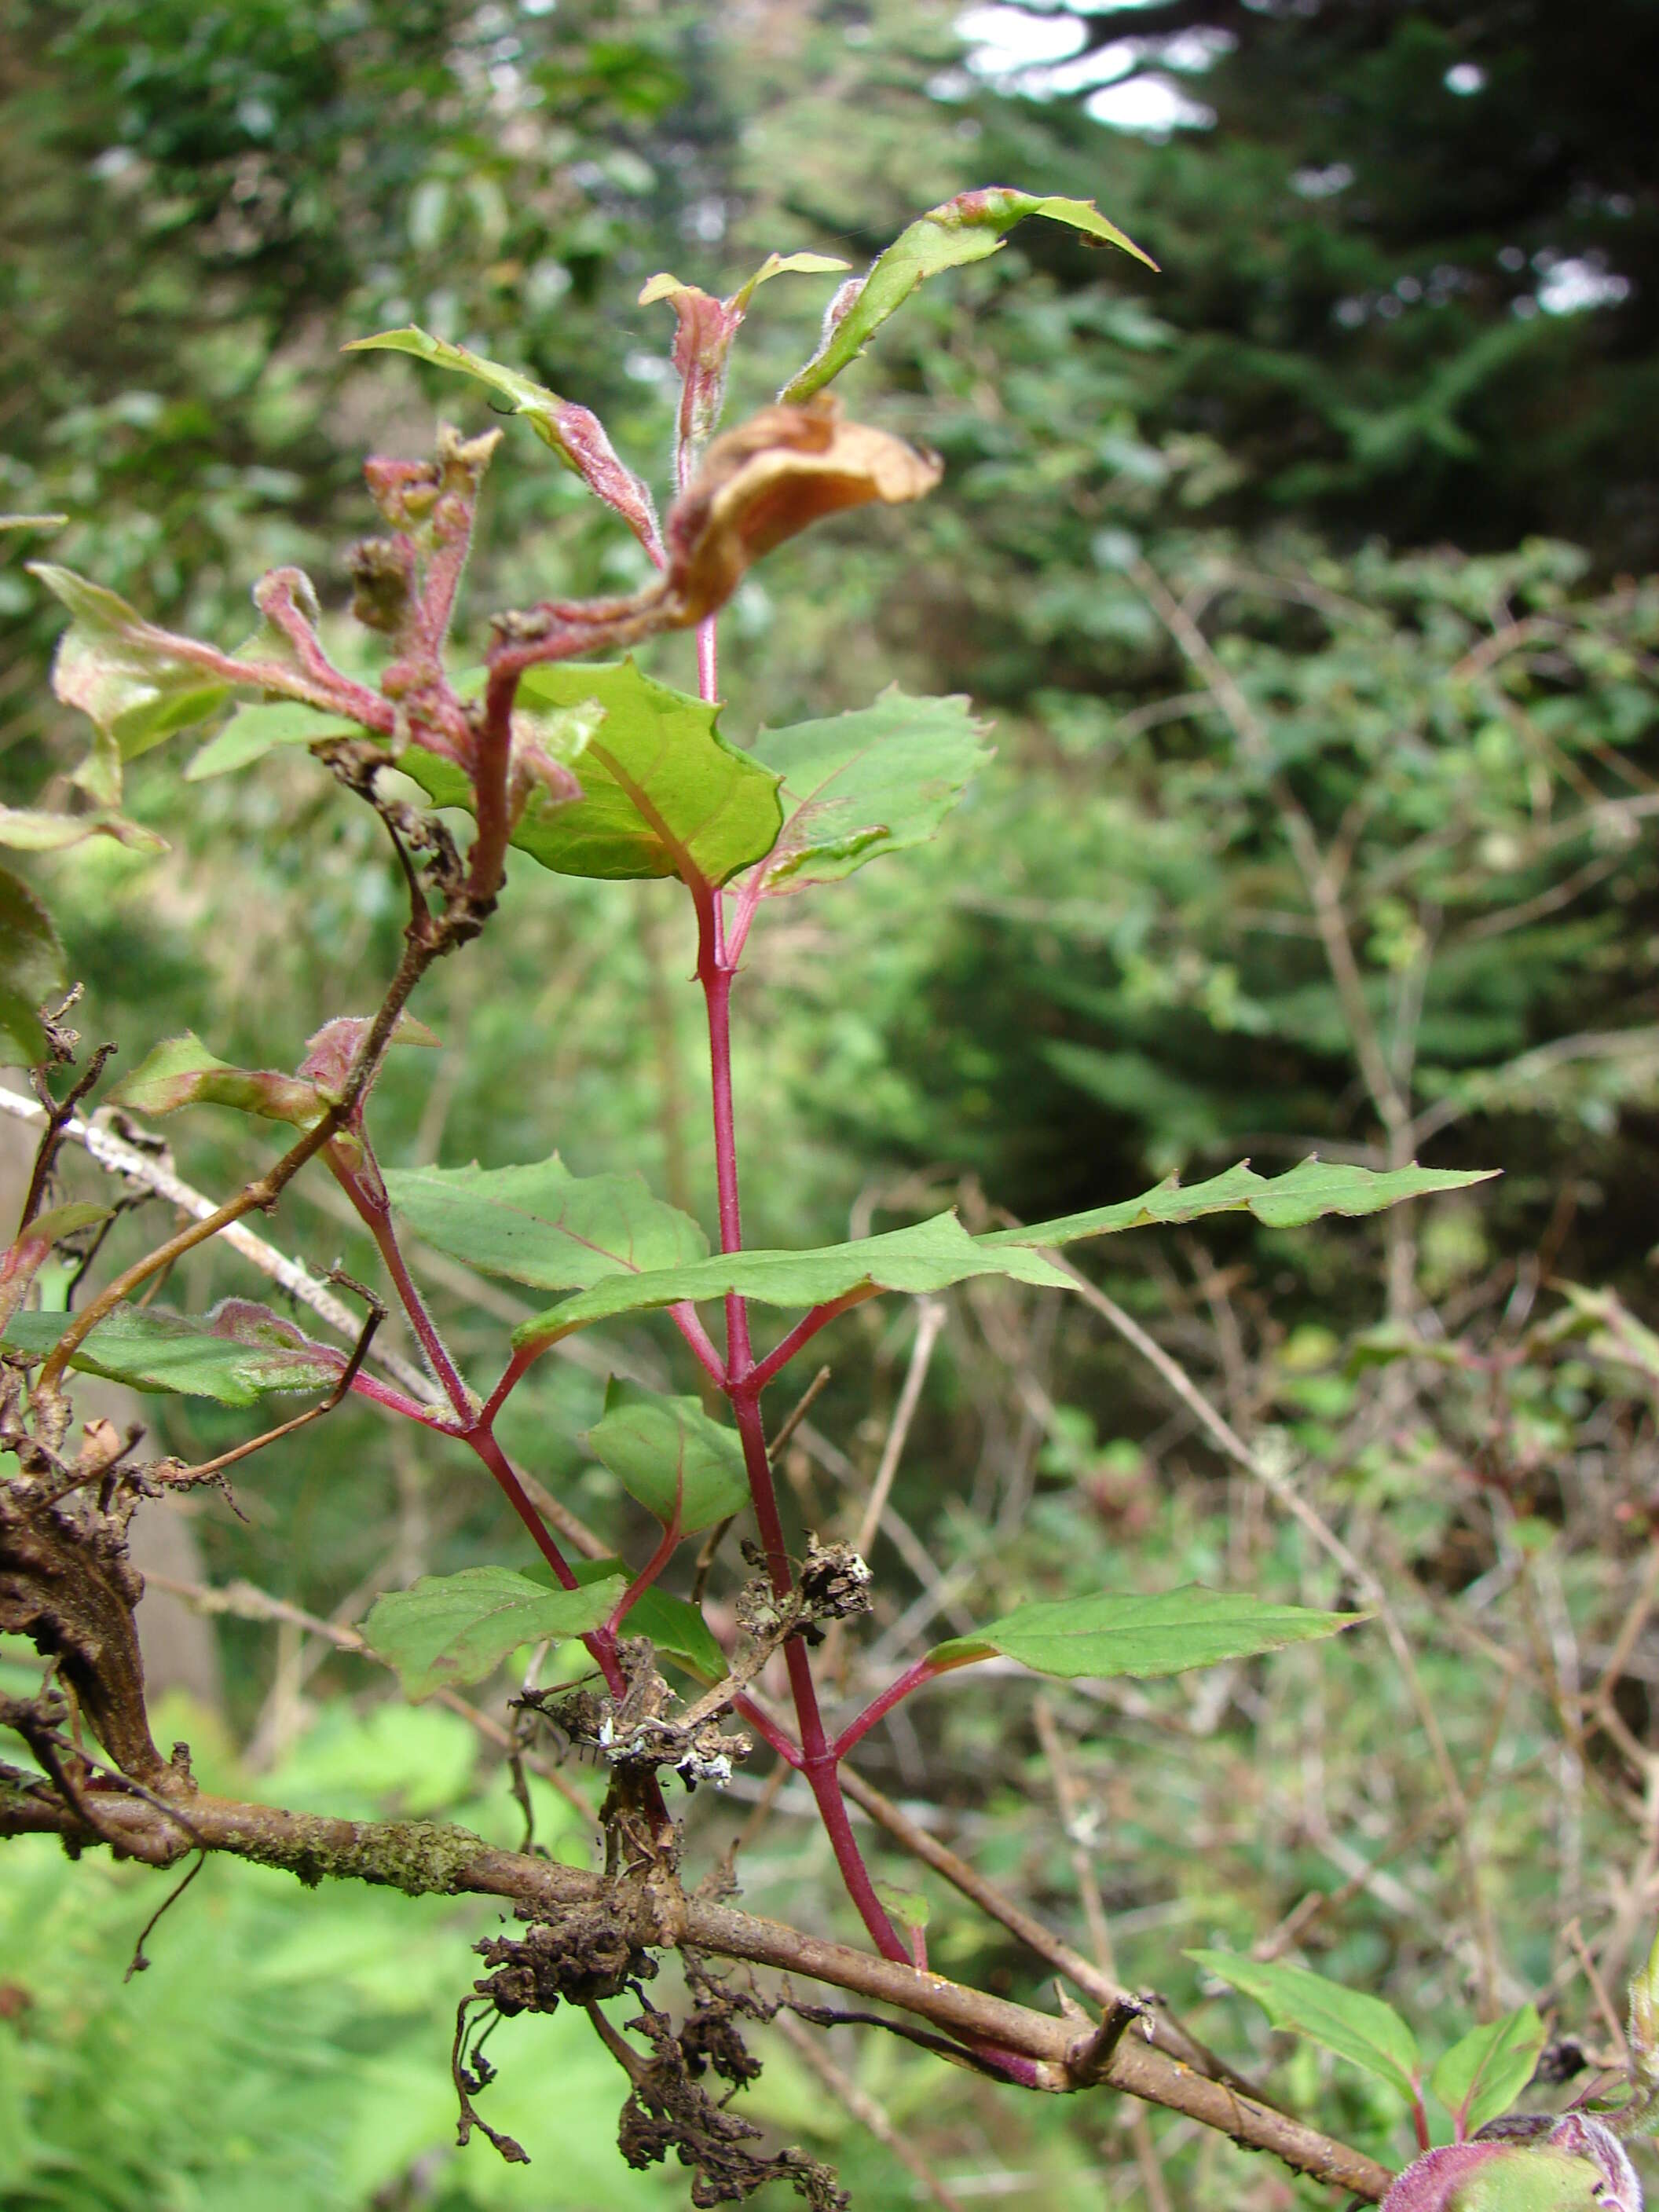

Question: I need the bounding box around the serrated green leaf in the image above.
[514,1211,1068,1352]
[1185,1951,1420,2102]
[566,1558,727,1680]
[404,658,782,888]
[108,1032,323,1126]
[362,1566,624,1701]
[782,187,1155,402]
[928,1585,1364,1679]
[186,701,363,782]
[980,1158,1500,1247]
[0,864,67,1067]
[1430,2005,1547,2136]
[747,687,991,893]
[584,1379,749,1533]
[383,1155,708,1293]
[2,1301,344,1404]
[0,806,165,853]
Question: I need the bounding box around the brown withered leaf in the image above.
[661,397,941,627]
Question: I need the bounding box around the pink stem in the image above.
[833,1655,945,1762]
[465,1423,631,1705]
[479,1340,538,1428]
[610,1511,682,1635]
[669,1301,727,1388]
[731,1692,803,1769]
[696,616,718,704]
[750,1288,879,1393]
[345,1369,461,1429]
[328,1152,474,1423]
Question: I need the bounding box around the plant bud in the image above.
[1380,2115,1641,2210]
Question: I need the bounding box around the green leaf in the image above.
[186,701,363,782]
[14,1202,111,1245]
[979,1159,1500,1249]
[2,1301,345,1404]
[1430,2005,1547,2137]
[361,1566,624,1701]
[404,658,782,888]
[747,688,992,894]
[344,326,583,458]
[27,563,234,800]
[928,1585,1364,1679]
[566,1558,727,1680]
[383,1155,708,1293]
[514,1211,1068,1352]
[107,1032,323,1126]
[873,1883,930,1933]
[584,1379,749,1534]
[0,806,165,853]
[781,188,1156,402]
[1185,1951,1421,2103]
[0,864,66,1067]
[342,326,659,548]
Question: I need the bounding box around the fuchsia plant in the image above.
[0,189,1572,2205]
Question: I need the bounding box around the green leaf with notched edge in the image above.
[928,1585,1364,1679]
[362,1567,624,1701]
[2,1302,344,1405]
[383,1155,709,1293]
[1185,1952,1421,2104]
[405,659,782,888]
[979,1159,1499,1248]
[513,1212,1069,1353]
[584,1379,749,1534]
[108,1032,323,1126]
[186,700,362,781]
[781,188,1156,403]
[0,864,66,1067]
[748,688,991,894]
[563,1559,727,1681]
[1430,2005,1547,2137]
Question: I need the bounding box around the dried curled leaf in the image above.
[661,396,942,626]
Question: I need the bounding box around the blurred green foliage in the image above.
[4,2,1659,2208]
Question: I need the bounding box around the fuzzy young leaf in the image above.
[566,1558,727,1680]
[979,1159,1500,1248]
[928,1586,1364,1680]
[513,1211,1069,1353]
[2,1301,345,1405]
[0,864,67,1067]
[108,1032,323,1126]
[405,659,782,888]
[362,1566,624,1701]
[383,1155,709,1293]
[186,701,363,782]
[1381,2120,1642,2211]
[27,564,234,800]
[1187,1951,1421,2103]
[781,188,1156,402]
[344,326,660,551]
[1430,2005,1547,2138]
[747,688,991,894]
[584,1379,749,1534]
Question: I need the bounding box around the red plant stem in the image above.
[671,1301,728,1388]
[750,1288,880,1392]
[465,1423,630,1705]
[478,1341,538,1428]
[731,1692,802,1768]
[345,1370,460,1429]
[468,668,519,904]
[612,1511,683,1634]
[328,1152,474,1423]
[833,1654,946,1763]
